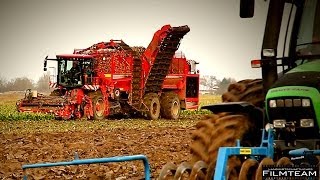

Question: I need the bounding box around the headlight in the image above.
[293,99,302,107]
[269,100,277,108]
[276,99,284,107]
[285,99,293,107]
[262,49,276,57]
[300,119,314,127]
[273,119,286,128]
[302,99,311,107]
[265,123,274,131]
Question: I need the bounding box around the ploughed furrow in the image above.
[144,26,190,94]
[159,157,320,180]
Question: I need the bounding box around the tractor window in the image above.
[296,0,320,57]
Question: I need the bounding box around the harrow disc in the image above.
[276,157,293,166]
[255,158,275,180]
[158,162,177,180]
[189,161,207,180]
[238,159,258,180]
[174,162,192,179]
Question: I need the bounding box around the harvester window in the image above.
[58,60,83,87]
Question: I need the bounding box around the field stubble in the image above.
[0,92,221,179]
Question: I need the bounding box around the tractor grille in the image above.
[267,97,319,139]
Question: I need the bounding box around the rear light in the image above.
[251,59,261,68]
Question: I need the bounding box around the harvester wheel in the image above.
[92,95,106,120]
[143,93,160,120]
[160,92,181,120]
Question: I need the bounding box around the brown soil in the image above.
[0,126,195,180]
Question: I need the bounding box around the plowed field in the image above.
[0,92,219,179]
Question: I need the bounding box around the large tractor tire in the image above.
[160,92,181,120]
[190,79,264,179]
[143,93,160,120]
[92,95,106,120]
[222,79,264,107]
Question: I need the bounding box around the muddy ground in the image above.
[0,120,200,180]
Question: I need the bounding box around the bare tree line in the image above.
[0,74,51,93]
[200,75,236,95]
[0,74,236,95]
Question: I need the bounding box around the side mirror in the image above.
[44,56,48,71]
[240,0,255,18]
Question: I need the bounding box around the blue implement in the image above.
[214,129,274,180]
[22,154,151,180]
[289,148,320,156]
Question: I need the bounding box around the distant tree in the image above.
[200,75,219,94]
[215,77,237,95]
[0,76,7,93]
[200,77,207,87]
[207,75,219,93]
[37,73,50,92]
[6,77,34,91]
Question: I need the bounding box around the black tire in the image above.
[143,93,160,120]
[190,113,251,179]
[222,79,263,107]
[189,79,264,179]
[160,92,181,120]
[92,95,106,120]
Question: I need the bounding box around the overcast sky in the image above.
[0,0,269,82]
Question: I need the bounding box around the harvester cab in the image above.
[44,54,95,89]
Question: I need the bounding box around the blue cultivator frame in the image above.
[22,154,151,180]
[214,129,274,180]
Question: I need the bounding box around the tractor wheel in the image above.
[143,93,160,120]
[189,79,264,179]
[160,92,181,120]
[92,95,106,120]
[222,79,264,107]
[190,113,251,179]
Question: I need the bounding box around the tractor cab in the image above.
[44,54,95,89]
[243,0,320,152]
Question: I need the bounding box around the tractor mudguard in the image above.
[202,102,265,128]
[201,102,262,116]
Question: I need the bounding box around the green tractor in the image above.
[174,0,320,179]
